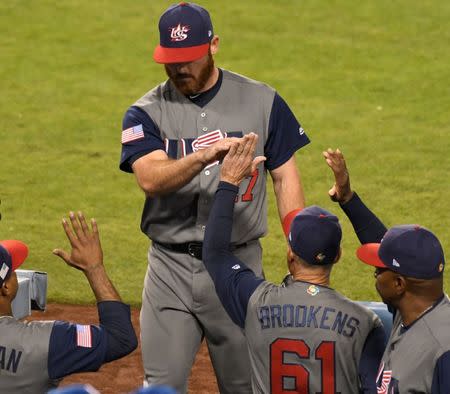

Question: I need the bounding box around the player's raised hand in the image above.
[200,137,241,165]
[220,133,266,186]
[323,148,353,204]
[53,211,104,273]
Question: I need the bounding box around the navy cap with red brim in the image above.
[356,243,387,268]
[0,240,29,271]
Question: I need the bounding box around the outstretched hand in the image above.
[323,148,353,204]
[53,211,104,273]
[220,133,266,186]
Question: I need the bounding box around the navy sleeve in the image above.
[358,325,387,393]
[431,351,450,394]
[340,192,388,244]
[203,181,265,328]
[264,93,310,170]
[119,106,165,173]
[48,301,137,379]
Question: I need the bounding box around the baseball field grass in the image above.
[1,0,449,306]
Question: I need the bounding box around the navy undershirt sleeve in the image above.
[358,325,387,393]
[264,93,310,170]
[119,106,165,173]
[48,301,137,379]
[431,351,450,393]
[340,192,388,244]
[203,181,265,328]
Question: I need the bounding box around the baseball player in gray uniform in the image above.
[202,135,386,393]
[0,213,137,394]
[119,2,310,392]
[325,148,450,393]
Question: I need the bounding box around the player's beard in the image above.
[165,53,215,96]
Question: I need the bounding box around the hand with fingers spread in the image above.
[53,211,103,273]
[53,211,120,302]
[220,133,266,186]
[323,148,353,204]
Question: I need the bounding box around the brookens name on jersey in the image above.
[257,304,360,337]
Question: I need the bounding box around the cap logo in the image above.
[392,258,400,267]
[170,24,190,41]
[315,253,326,263]
[232,264,241,270]
[307,285,319,296]
[439,263,444,272]
[0,262,9,280]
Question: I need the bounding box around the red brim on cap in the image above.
[153,43,210,64]
[356,243,387,268]
[0,240,28,271]
[283,208,303,237]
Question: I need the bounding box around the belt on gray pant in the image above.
[154,241,248,260]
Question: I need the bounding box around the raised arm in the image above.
[323,148,387,244]
[203,134,266,328]
[49,212,137,378]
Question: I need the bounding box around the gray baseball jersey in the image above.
[202,182,387,394]
[120,69,310,243]
[0,302,136,394]
[120,69,310,393]
[375,295,450,393]
[0,317,58,393]
[247,281,383,393]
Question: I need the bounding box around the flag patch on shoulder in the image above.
[121,124,144,144]
[76,324,92,348]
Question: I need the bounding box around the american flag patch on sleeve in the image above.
[121,124,144,144]
[76,324,92,348]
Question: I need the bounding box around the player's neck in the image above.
[292,272,330,287]
[0,301,13,317]
[397,294,442,326]
[198,66,219,94]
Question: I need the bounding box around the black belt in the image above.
[154,241,247,260]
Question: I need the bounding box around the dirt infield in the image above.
[28,304,219,394]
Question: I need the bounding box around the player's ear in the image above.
[393,274,407,296]
[1,273,18,299]
[210,35,219,55]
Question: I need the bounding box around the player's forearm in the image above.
[84,265,122,302]
[272,171,305,223]
[339,192,387,244]
[134,151,207,197]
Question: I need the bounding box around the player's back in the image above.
[0,317,58,394]
[244,280,382,393]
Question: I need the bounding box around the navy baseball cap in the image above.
[0,240,28,287]
[288,206,342,266]
[153,2,214,64]
[357,225,445,279]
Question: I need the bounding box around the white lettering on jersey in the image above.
[192,130,224,169]
[170,24,189,41]
[376,362,393,394]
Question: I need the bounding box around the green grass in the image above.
[1,0,449,306]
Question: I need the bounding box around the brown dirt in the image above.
[28,304,219,394]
